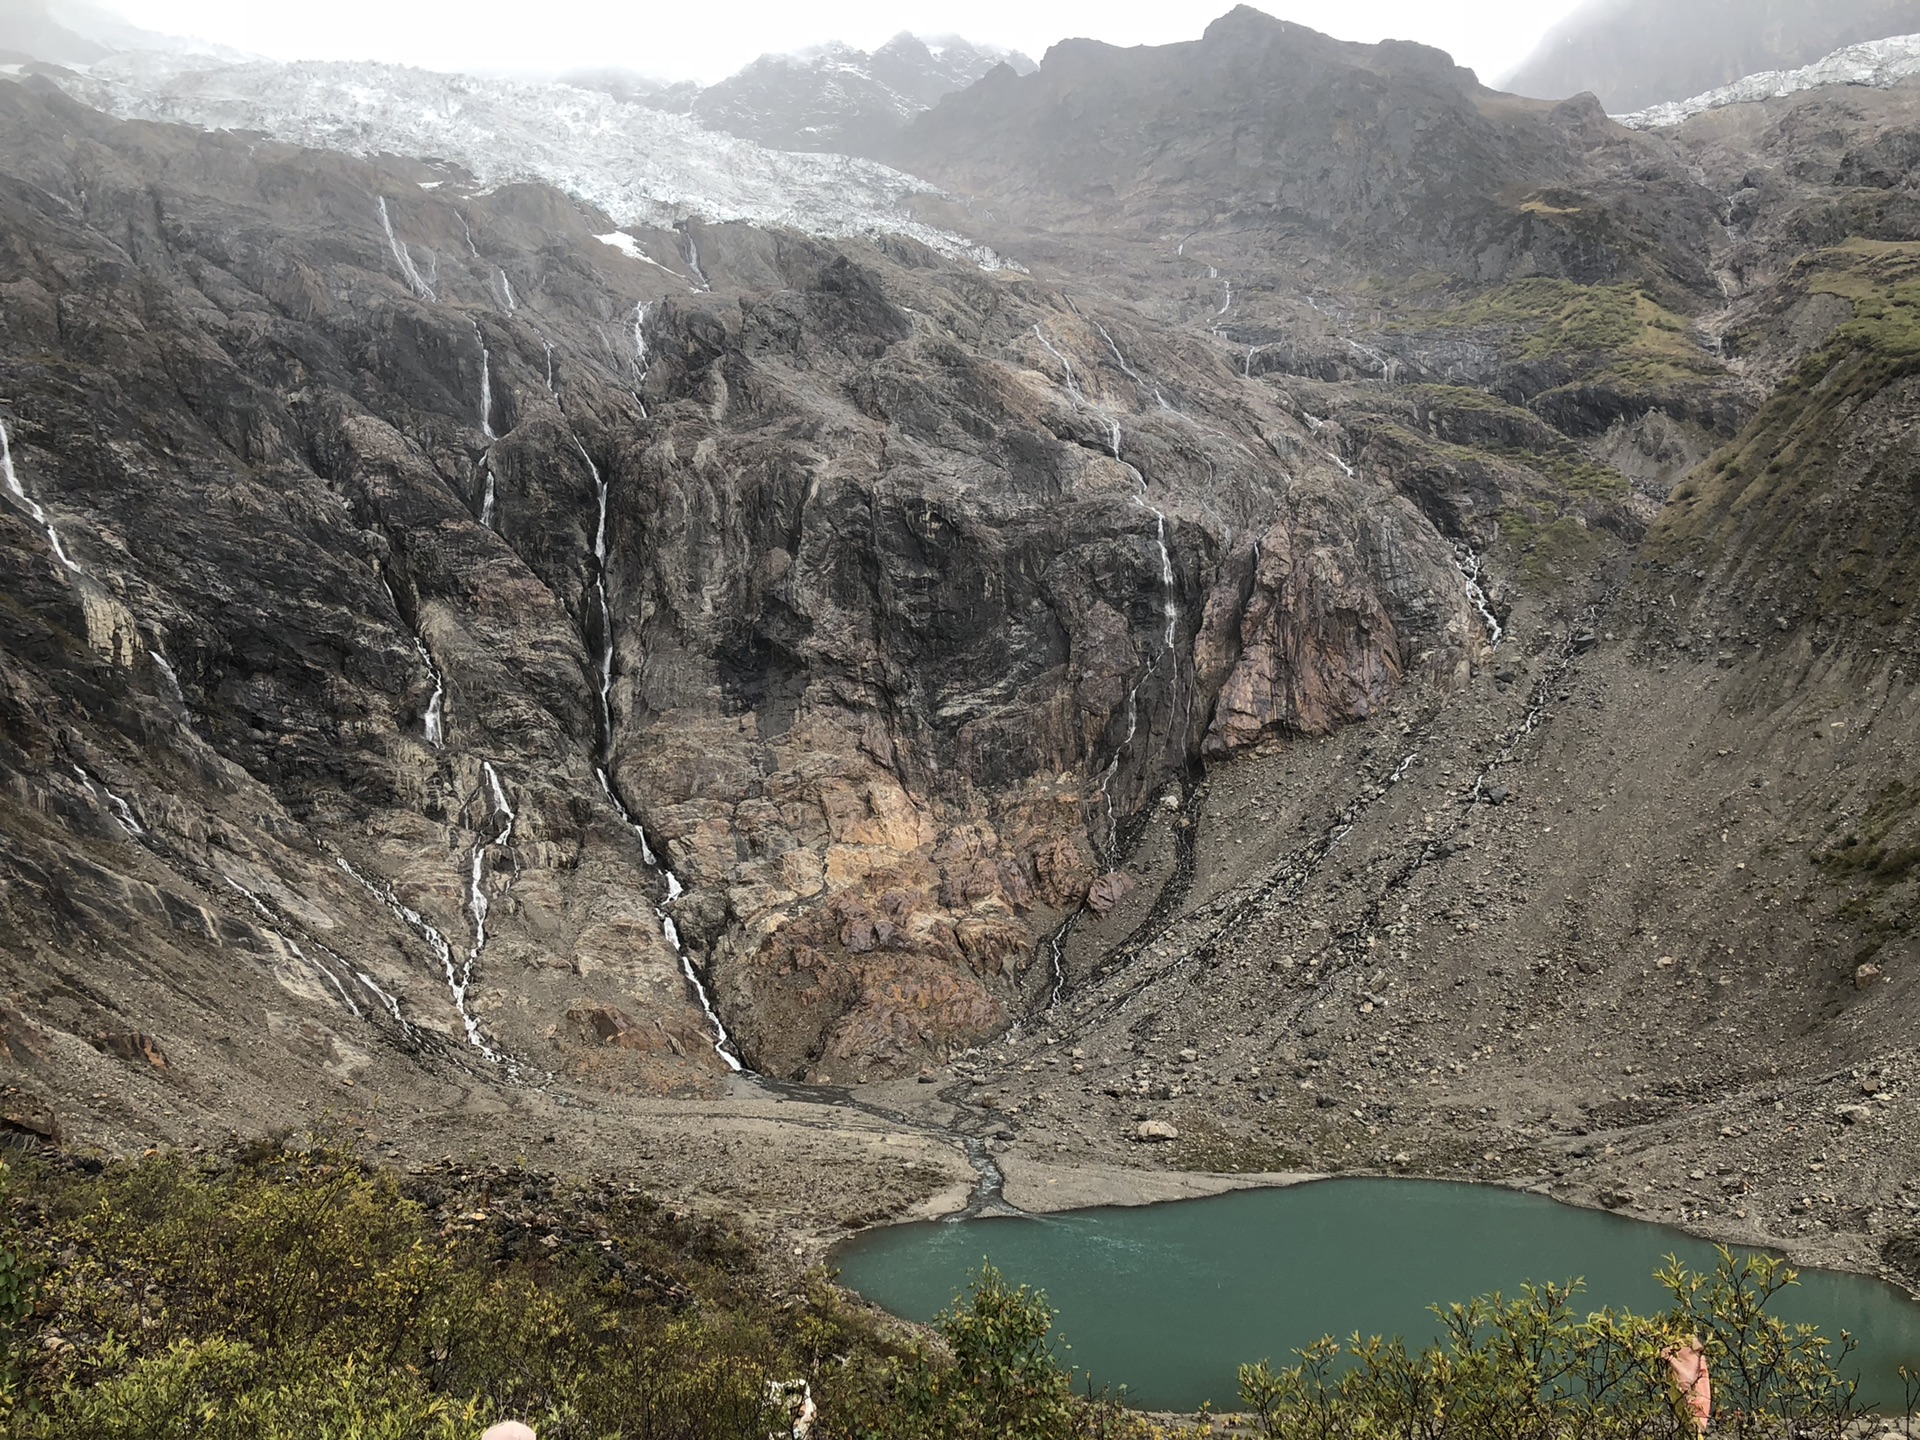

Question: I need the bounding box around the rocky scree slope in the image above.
[0,70,1493,1144]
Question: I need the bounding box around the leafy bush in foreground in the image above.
[0,1143,1874,1440]
[1238,1251,1861,1440]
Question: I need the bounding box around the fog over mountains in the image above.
[1505,0,1920,111]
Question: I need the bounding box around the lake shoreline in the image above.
[833,1175,1920,1416]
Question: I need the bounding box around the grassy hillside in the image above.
[1651,240,1920,632]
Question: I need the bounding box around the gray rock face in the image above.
[0,73,1484,1103]
[891,6,1721,292]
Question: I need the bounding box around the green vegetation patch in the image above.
[1651,241,1920,612]
[1236,1252,1861,1440]
[1497,511,1617,584]
[0,1145,1875,1439]
[1809,240,1920,362]
[1410,279,1716,386]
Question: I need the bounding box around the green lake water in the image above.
[832,1178,1920,1413]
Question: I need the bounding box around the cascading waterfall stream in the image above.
[1,418,81,574]
[1301,412,1357,478]
[337,855,501,1062]
[1033,322,1186,896]
[627,302,652,405]
[1031,324,1087,404]
[1457,547,1505,650]
[222,876,365,1020]
[561,320,742,1073]
[474,321,496,440]
[1086,315,1172,411]
[71,762,142,836]
[679,228,711,291]
[465,761,517,1001]
[1098,414,1182,863]
[459,212,517,313]
[381,576,445,747]
[376,197,437,302]
[470,319,500,528]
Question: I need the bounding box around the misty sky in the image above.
[102,0,1588,85]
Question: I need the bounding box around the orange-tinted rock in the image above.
[96,1031,168,1069]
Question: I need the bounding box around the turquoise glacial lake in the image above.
[833,1179,1920,1413]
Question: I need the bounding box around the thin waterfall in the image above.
[628,301,652,405]
[680,227,711,290]
[473,320,496,440]
[222,875,364,1020]
[1089,316,1171,410]
[70,762,142,836]
[337,855,499,1061]
[471,319,499,527]
[382,575,445,747]
[1,418,80,574]
[466,761,517,981]
[376,197,437,302]
[1032,324,1087,404]
[1457,547,1505,650]
[564,318,741,1072]
[1033,326,1183,865]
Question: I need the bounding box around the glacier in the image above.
[1618,32,1920,128]
[46,53,1024,269]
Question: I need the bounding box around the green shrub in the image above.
[1237,1249,1859,1440]
[0,1235,33,1414]
[0,1148,1875,1440]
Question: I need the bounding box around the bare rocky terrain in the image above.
[2,1,1920,1317]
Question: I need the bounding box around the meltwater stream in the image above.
[835,1178,1920,1414]
[376,196,437,303]
[1,417,80,574]
[560,312,741,1073]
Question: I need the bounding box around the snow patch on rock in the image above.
[1617,32,1920,128]
[48,54,1024,269]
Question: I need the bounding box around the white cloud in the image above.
[103,0,1584,88]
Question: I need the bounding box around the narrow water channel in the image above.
[833,1178,1920,1413]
